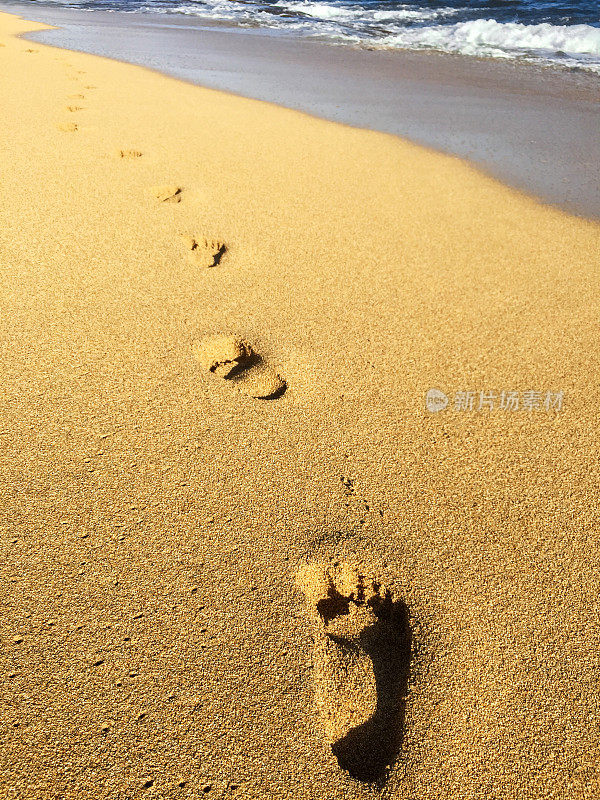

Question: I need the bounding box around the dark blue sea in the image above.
[24,0,600,72]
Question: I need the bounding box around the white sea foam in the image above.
[103,0,600,74]
[377,19,600,72]
[283,1,453,23]
[164,0,457,31]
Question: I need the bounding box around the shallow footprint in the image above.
[183,236,227,268]
[117,149,142,159]
[151,185,182,203]
[65,105,83,112]
[297,562,411,782]
[57,122,78,132]
[192,335,286,400]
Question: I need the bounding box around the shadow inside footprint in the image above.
[220,350,261,378]
[224,352,287,399]
[328,597,411,783]
[210,243,227,267]
[192,335,287,399]
[184,236,227,268]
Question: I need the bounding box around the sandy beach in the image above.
[6,2,600,220]
[1,8,600,799]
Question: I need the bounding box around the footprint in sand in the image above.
[57,122,78,133]
[192,335,286,400]
[69,93,85,100]
[296,562,411,782]
[117,149,142,159]
[182,236,226,268]
[65,105,83,112]
[23,48,38,53]
[151,185,182,203]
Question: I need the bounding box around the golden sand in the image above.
[1,11,600,798]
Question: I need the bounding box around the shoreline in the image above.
[2,1,599,219]
[1,8,600,799]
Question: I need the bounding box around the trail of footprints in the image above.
[146,170,287,396]
[104,147,287,397]
[57,71,91,133]
[54,59,284,404]
[45,54,415,785]
[142,178,286,398]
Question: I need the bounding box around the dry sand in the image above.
[1,11,600,799]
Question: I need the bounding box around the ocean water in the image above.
[25,0,600,73]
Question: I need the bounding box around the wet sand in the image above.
[1,8,600,800]
[3,1,599,219]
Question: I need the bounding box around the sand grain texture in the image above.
[0,11,600,799]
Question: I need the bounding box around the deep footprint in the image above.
[297,562,411,783]
[192,335,286,399]
[183,236,227,268]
